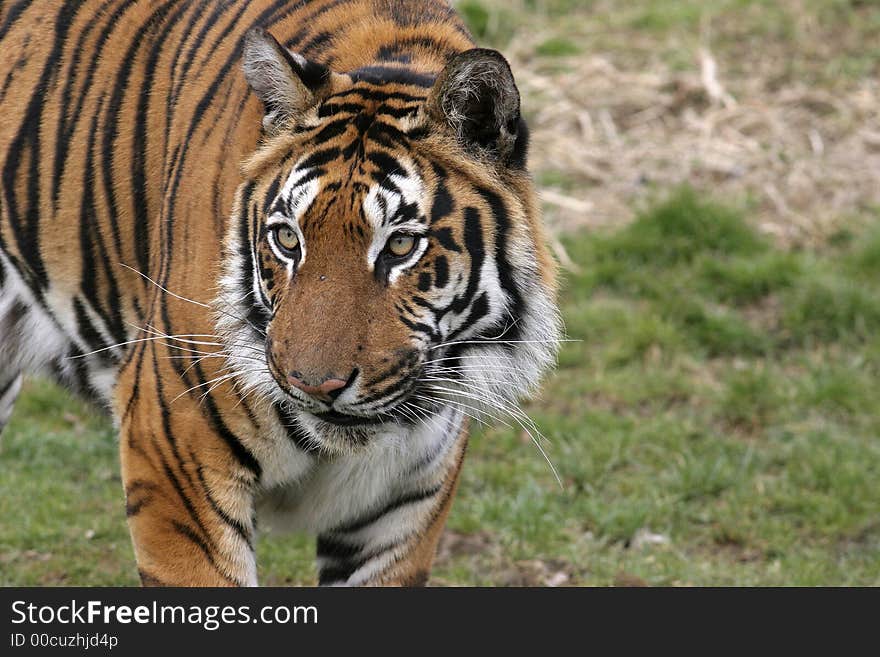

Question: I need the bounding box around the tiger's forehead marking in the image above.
[269,122,428,230]
[260,79,436,271]
[363,158,426,228]
[276,158,324,220]
[363,160,428,275]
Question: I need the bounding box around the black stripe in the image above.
[434,255,449,288]
[311,117,351,143]
[351,66,436,88]
[325,87,426,104]
[446,207,483,315]
[150,349,238,554]
[364,349,420,387]
[236,182,256,314]
[397,314,437,341]
[430,171,454,224]
[452,291,490,338]
[125,498,149,517]
[138,569,167,586]
[317,535,364,561]
[376,36,452,62]
[102,1,177,280]
[430,226,461,253]
[0,299,28,338]
[275,402,318,453]
[317,548,393,585]
[367,151,405,177]
[298,146,341,170]
[329,484,443,535]
[317,538,410,586]
[129,1,194,280]
[317,565,358,585]
[280,0,355,52]
[318,102,364,117]
[62,346,100,403]
[193,456,253,549]
[0,373,19,400]
[476,187,524,344]
[173,1,248,105]
[169,520,240,586]
[51,0,120,207]
[155,447,213,546]
[72,298,115,365]
[80,96,128,347]
[125,480,157,517]
[0,0,35,42]
[298,30,333,57]
[366,120,412,149]
[262,173,283,216]
[2,1,83,288]
[376,103,420,119]
[190,360,263,478]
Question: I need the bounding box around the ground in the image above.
[1,0,879,586]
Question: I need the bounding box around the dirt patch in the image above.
[614,572,649,587]
[741,295,784,334]
[435,530,578,586]
[712,543,765,565]
[435,529,499,562]
[0,549,53,564]
[495,559,576,587]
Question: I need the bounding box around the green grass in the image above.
[0,386,134,585]
[2,187,879,586]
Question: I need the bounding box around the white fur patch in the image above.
[255,404,463,535]
[363,163,429,285]
[0,251,117,406]
[265,161,321,281]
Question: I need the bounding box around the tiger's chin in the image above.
[295,409,401,457]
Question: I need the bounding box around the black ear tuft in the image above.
[427,48,524,166]
[508,116,530,170]
[242,27,331,134]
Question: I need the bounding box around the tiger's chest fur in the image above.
[0,0,559,586]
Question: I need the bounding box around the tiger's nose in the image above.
[287,373,349,401]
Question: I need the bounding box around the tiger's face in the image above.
[217,29,560,454]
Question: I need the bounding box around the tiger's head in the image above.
[217,28,560,454]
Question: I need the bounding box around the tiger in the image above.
[0,0,560,586]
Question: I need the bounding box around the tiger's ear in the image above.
[242,27,331,134]
[427,48,525,166]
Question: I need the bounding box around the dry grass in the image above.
[457,0,880,247]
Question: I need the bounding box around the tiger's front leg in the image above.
[117,343,260,587]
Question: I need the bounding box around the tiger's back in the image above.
[0,0,560,586]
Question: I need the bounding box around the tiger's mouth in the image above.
[262,350,431,445]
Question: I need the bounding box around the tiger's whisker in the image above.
[119,263,268,338]
[421,383,562,488]
[429,338,577,351]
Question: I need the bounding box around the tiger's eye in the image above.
[387,234,416,258]
[274,226,300,253]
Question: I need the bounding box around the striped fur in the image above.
[0,0,560,586]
